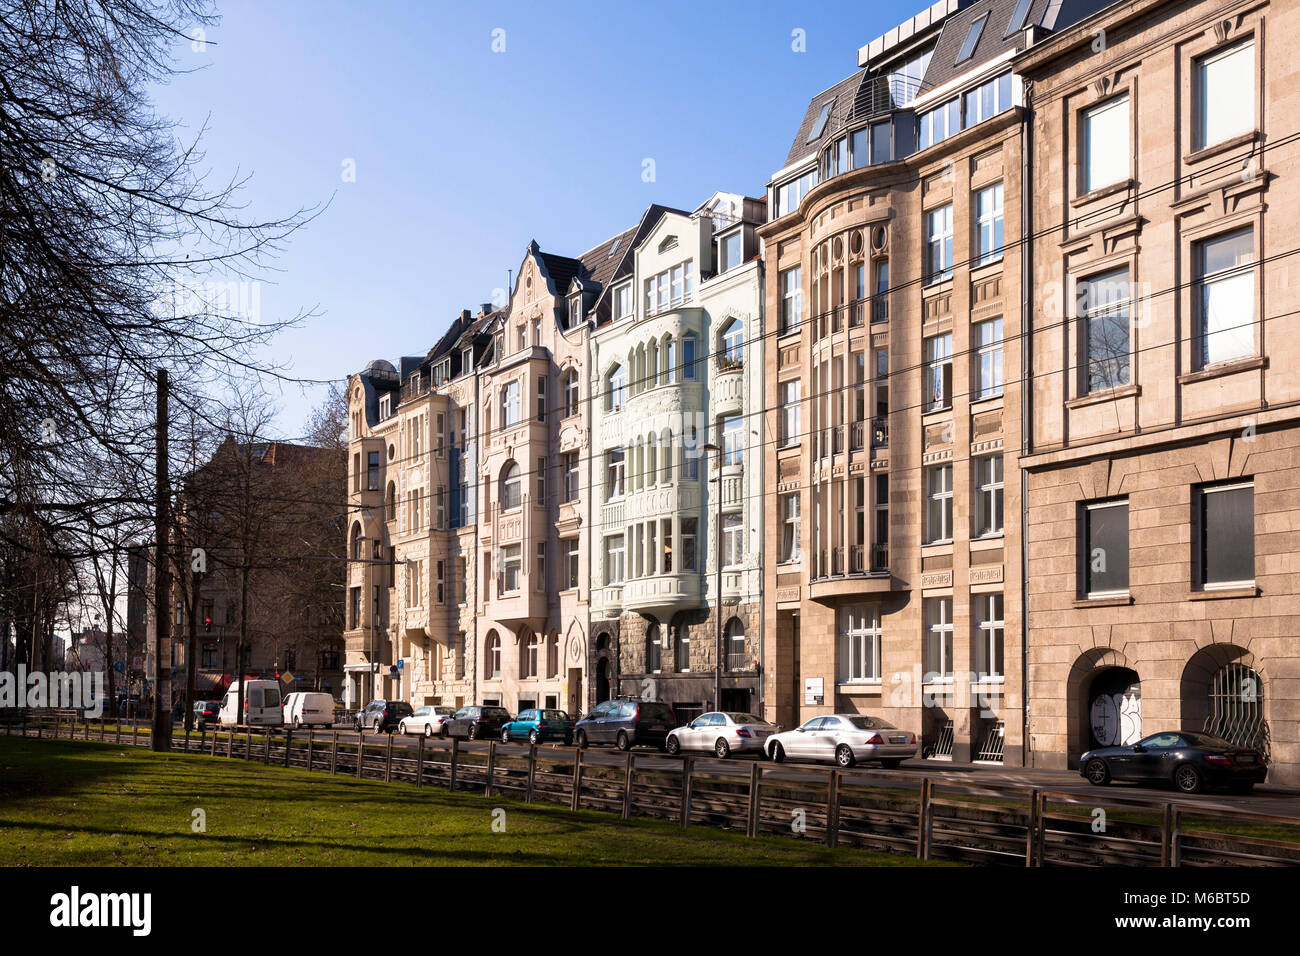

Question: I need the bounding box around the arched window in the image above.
[672,614,691,673]
[1208,663,1266,752]
[385,482,397,521]
[520,628,538,679]
[662,335,677,384]
[635,344,647,394]
[500,461,522,511]
[646,436,657,487]
[660,429,673,484]
[725,618,746,671]
[720,318,744,366]
[682,331,698,380]
[562,370,580,418]
[606,364,626,411]
[646,620,662,673]
[648,339,659,386]
[350,523,363,560]
[485,631,501,680]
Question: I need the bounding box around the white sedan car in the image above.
[665,712,778,758]
[765,714,917,768]
[398,705,456,737]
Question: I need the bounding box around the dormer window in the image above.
[957,13,988,63]
[807,101,833,142]
[379,394,392,421]
[569,296,582,328]
[715,230,743,274]
[613,283,633,320]
[461,347,474,375]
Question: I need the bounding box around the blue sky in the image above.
[149,0,911,436]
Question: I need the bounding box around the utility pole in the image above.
[152,368,173,751]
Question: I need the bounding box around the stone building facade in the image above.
[1016,0,1300,782]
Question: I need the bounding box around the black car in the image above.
[1080,730,1267,794]
[192,699,219,728]
[573,698,676,751]
[355,699,413,734]
[442,705,512,740]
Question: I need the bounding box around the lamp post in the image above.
[703,441,722,712]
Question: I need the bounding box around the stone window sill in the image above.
[1072,594,1133,608]
[1071,178,1133,208]
[1185,130,1259,166]
[1066,383,1140,410]
[1178,355,1266,385]
[1188,586,1258,601]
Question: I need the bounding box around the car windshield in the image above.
[844,716,896,731]
[541,710,568,721]
[727,713,765,724]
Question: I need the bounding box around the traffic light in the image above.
[204,615,212,632]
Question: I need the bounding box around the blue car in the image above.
[500,708,575,746]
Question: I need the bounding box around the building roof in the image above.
[782,70,869,169]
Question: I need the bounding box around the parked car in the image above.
[765,714,917,768]
[192,699,219,729]
[573,698,676,751]
[442,705,512,740]
[665,711,778,758]
[283,691,335,729]
[399,705,456,737]
[500,708,575,745]
[354,699,413,734]
[218,680,283,727]
[1080,730,1267,794]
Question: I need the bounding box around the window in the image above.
[964,72,1013,127]
[1198,482,1254,587]
[957,13,987,62]
[873,260,890,322]
[1083,500,1129,596]
[721,414,743,466]
[500,544,521,594]
[349,587,361,629]
[500,381,521,429]
[925,465,953,544]
[605,449,625,500]
[725,618,747,671]
[536,376,546,421]
[461,346,474,375]
[1196,39,1254,149]
[536,456,546,504]
[644,261,694,314]
[485,633,501,680]
[975,318,1004,399]
[435,560,445,604]
[1196,228,1254,367]
[780,493,801,563]
[780,380,801,446]
[563,538,580,590]
[1078,268,1131,393]
[674,618,691,672]
[646,622,662,673]
[976,184,1004,265]
[613,283,633,321]
[974,454,1004,537]
[824,136,848,177]
[604,534,625,584]
[536,543,546,592]
[562,451,579,503]
[568,296,582,328]
[1082,95,1130,193]
[722,513,744,568]
[562,370,579,418]
[681,517,697,571]
[682,332,697,381]
[780,267,803,334]
[720,319,744,366]
[716,231,742,274]
[378,394,391,421]
[682,426,701,481]
[925,204,953,283]
[925,333,953,411]
[1007,0,1033,34]
[871,120,891,164]
[807,101,833,142]
[661,518,673,573]
[975,593,1004,679]
[839,605,881,682]
[776,169,818,217]
[918,98,960,150]
[435,486,445,529]
[500,462,522,511]
[606,364,626,411]
[925,598,954,682]
[367,452,380,491]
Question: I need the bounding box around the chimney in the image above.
[481,302,493,315]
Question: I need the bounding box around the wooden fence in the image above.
[6,711,1300,866]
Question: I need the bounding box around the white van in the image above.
[283,691,334,729]
[219,680,283,726]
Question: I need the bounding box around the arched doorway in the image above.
[1181,645,1268,758]
[1087,667,1142,748]
[595,658,610,704]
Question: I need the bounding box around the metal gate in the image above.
[975,720,1005,762]
[1206,663,1269,758]
[926,719,954,758]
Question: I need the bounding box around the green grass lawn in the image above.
[0,737,950,866]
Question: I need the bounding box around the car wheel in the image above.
[880,758,902,769]
[615,731,630,752]
[714,738,731,759]
[501,727,511,744]
[440,724,450,738]
[528,729,540,746]
[294,717,302,730]
[1084,758,1111,786]
[424,724,434,738]
[835,744,856,768]
[468,724,479,741]
[563,734,573,747]
[665,735,681,756]
[576,731,589,749]
[1174,764,1203,794]
[770,742,785,763]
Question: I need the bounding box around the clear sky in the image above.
[148,0,911,436]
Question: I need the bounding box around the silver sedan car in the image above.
[398,705,456,737]
[665,712,778,758]
[765,714,917,768]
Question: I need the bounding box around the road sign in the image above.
[280,670,295,684]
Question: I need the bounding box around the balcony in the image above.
[620,572,702,619]
[808,544,892,602]
[872,417,889,449]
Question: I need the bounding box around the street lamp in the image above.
[703,441,722,712]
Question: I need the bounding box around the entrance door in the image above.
[1088,668,1141,749]
[791,614,801,727]
[720,689,750,713]
[595,658,610,704]
[566,668,581,716]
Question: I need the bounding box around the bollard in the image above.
[415,735,425,788]
[385,733,394,783]
[449,738,460,793]
[570,749,584,812]
[526,745,537,803]
[679,756,694,829]
[330,732,339,775]
[621,753,635,820]
[485,741,497,797]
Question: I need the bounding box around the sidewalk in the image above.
[918,757,1300,797]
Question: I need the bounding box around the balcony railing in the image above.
[872,417,889,449]
[811,544,889,580]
